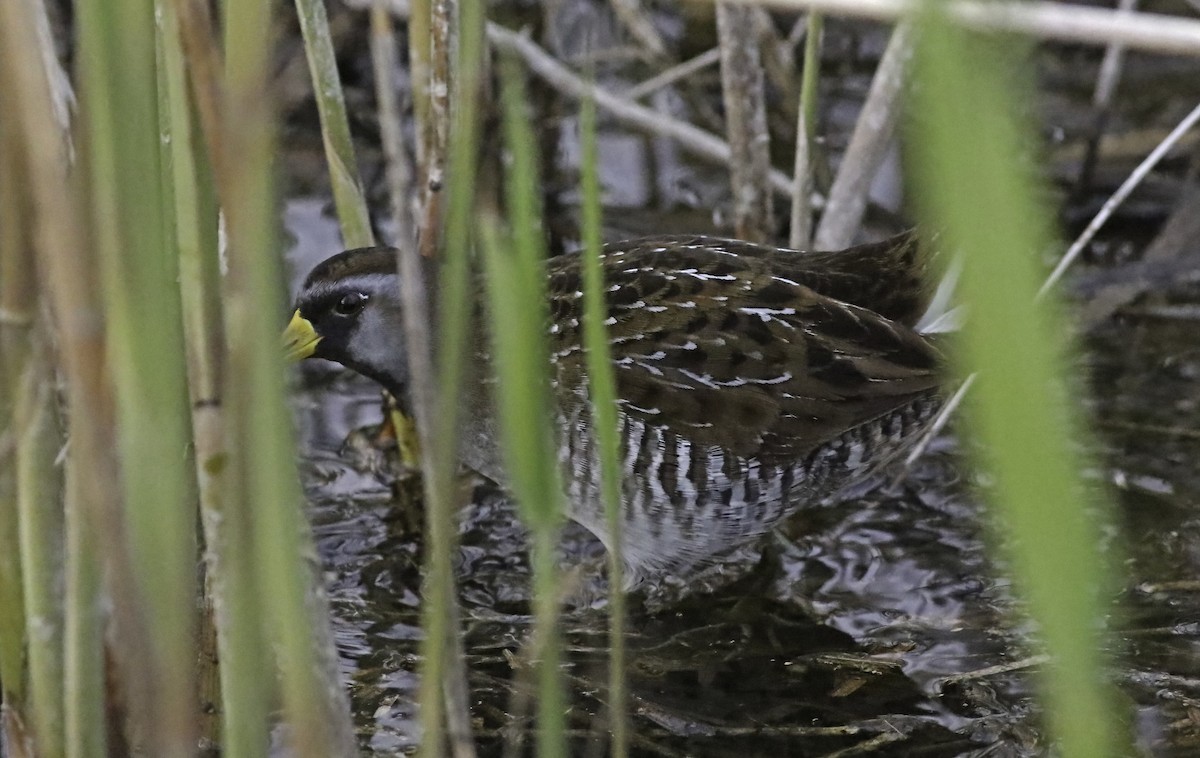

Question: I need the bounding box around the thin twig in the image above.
[936,653,1051,687]
[487,24,805,202]
[1039,100,1200,299]
[1077,0,1138,191]
[895,373,974,483]
[730,0,1200,58]
[626,47,720,101]
[813,21,912,250]
[896,101,1200,473]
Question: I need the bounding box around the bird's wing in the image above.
[548,242,942,466]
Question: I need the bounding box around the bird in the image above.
[284,232,945,583]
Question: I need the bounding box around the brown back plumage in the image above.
[546,234,942,467]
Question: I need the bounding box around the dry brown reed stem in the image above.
[751,7,799,112]
[0,1,165,752]
[418,0,454,259]
[731,0,1200,57]
[813,21,911,250]
[487,24,803,201]
[717,2,774,241]
[407,0,433,167]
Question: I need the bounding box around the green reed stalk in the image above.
[415,0,486,754]
[578,86,628,758]
[165,1,271,752]
[62,460,105,758]
[156,0,226,748]
[0,102,33,737]
[478,218,567,758]
[907,9,1123,757]
[15,332,66,758]
[222,0,355,755]
[294,0,375,248]
[789,11,823,249]
[489,57,568,757]
[75,0,198,751]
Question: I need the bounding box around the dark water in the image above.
[280,10,1200,755]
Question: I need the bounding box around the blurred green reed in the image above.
[907,6,1123,757]
[222,0,356,753]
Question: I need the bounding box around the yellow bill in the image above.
[282,310,322,361]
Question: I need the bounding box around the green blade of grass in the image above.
[478,218,567,758]
[293,0,376,248]
[907,7,1124,757]
[487,56,570,757]
[578,81,628,758]
[789,11,823,249]
[156,0,227,748]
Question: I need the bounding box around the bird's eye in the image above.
[333,292,368,317]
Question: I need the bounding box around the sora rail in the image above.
[284,232,945,582]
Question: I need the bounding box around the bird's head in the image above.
[283,246,409,397]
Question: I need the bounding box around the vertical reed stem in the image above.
[717,2,774,242]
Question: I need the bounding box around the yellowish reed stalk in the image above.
[155,0,226,747]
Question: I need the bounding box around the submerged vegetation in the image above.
[2,0,1199,756]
